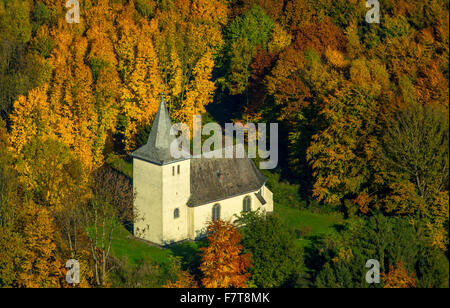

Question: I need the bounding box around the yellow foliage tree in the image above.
[173,51,215,130]
[17,201,64,288]
[9,85,53,154]
[14,137,84,209]
[120,15,163,151]
[268,23,292,54]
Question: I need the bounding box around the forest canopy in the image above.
[0,0,448,288]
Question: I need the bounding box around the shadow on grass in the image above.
[168,240,208,275]
[302,219,346,285]
[302,235,327,279]
[124,221,133,235]
[332,223,346,233]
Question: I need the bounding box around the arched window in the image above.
[212,204,221,220]
[243,196,251,212]
[174,208,180,219]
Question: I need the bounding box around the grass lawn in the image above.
[110,226,172,265]
[275,203,344,248]
[110,225,205,270]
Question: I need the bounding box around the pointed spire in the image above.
[131,94,188,165]
[147,94,175,149]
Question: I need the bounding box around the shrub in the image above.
[295,225,313,239]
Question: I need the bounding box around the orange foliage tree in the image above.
[200,220,251,288]
[164,270,199,288]
[382,261,417,288]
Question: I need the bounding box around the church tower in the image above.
[131,97,191,245]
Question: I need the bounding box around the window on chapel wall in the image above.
[174,208,180,219]
[243,196,251,212]
[212,204,221,220]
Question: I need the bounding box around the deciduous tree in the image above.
[382,261,417,288]
[200,220,251,288]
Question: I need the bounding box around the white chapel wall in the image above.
[189,185,274,239]
[133,158,163,244]
[161,159,191,244]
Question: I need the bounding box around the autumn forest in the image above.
[0,0,449,288]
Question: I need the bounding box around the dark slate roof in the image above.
[188,158,266,207]
[131,96,189,165]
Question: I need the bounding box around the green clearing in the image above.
[109,223,205,268]
[110,226,172,265]
[275,204,344,248]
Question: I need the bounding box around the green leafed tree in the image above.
[313,215,449,288]
[381,103,449,202]
[235,210,303,287]
[219,5,275,95]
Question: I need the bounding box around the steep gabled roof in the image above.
[188,157,266,207]
[131,96,189,165]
